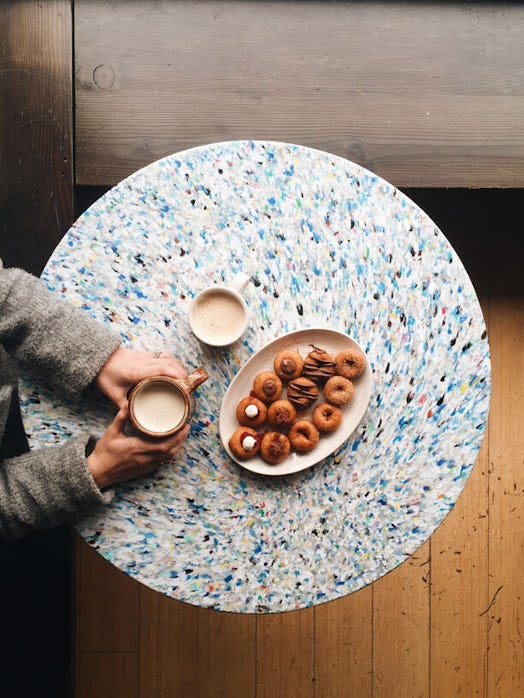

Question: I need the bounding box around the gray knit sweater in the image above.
[0,260,121,539]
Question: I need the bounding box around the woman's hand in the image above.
[95,347,187,408]
[87,407,190,489]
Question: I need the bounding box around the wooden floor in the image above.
[73,192,523,697]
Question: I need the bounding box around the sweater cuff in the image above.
[0,435,113,540]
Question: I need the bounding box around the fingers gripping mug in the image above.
[189,273,250,347]
[128,368,208,438]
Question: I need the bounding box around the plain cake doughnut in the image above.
[335,348,365,379]
[312,402,342,432]
[288,419,320,452]
[323,375,354,406]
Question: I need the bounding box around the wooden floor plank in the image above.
[430,439,489,697]
[314,586,372,698]
[75,536,140,653]
[373,541,431,698]
[138,588,198,697]
[256,608,315,698]
[487,294,524,697]
[197,608,256,698]
[76,652,138,698]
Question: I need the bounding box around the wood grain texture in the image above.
[373,541,431,698]
[139,587,199,696]
[75,535,140,653]
[487,294,524,696]
[197,608,257,697]
[430,439,489,697]
[0,0,73,274]
[75,652,138,698]
[74,1,524,188]
[314,586,373,698]
[256,609,314,698]
[0,4,73,696]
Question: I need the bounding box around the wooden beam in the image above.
[74,1,524,188]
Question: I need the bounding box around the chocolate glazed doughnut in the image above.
[302,345,336,384]
[287,377,318,409]
[288,419,320,452]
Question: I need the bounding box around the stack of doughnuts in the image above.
[228,343,366,465]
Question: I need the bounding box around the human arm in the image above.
[0,433,110,540]
[0,408,190,540]
[0,262,190,538]
[0,260,121,398]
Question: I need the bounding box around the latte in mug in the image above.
[131,380,187,435]
[128,369,208,438]
[190,287,248,346]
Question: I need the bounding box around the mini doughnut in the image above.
[273,350,304,381]
[335,348,365,379]
[267,399,297,430]
[302,345,336,384]
[260,431,291,464]
[253,371,283,403]
[288,419,320,452]
[229,427,261,459]
[312,402,342,432]
[323,376,354,406]
[236,396,268,428]
[287,377,319,410]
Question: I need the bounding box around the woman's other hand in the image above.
[87,407,190,489]
[95,347,187,408]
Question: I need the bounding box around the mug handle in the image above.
[181,367,209,393]
[228,272,251,294]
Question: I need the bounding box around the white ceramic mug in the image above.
[189,273,250,347]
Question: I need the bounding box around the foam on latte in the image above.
[191,290,246,345]
[132,381,187,434]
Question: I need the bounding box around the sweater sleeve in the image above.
[0,435,113,540]
[0,261,121,398]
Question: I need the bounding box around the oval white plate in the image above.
[219,328,372,476]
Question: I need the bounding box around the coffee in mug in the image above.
[190,289,247,346]
[128,368,208,437]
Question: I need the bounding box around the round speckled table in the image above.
[21,141,490,613]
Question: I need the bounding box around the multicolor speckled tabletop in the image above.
[20,141,490,613]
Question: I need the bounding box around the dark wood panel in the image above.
[74,1,524,187]
[75,536,140,653]
[0,4,73,698]
[197,607,257,697]
[0,0,73,275]
[139,587,199,696]
[75,652,138,698]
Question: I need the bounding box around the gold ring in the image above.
[153,350,162,359]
